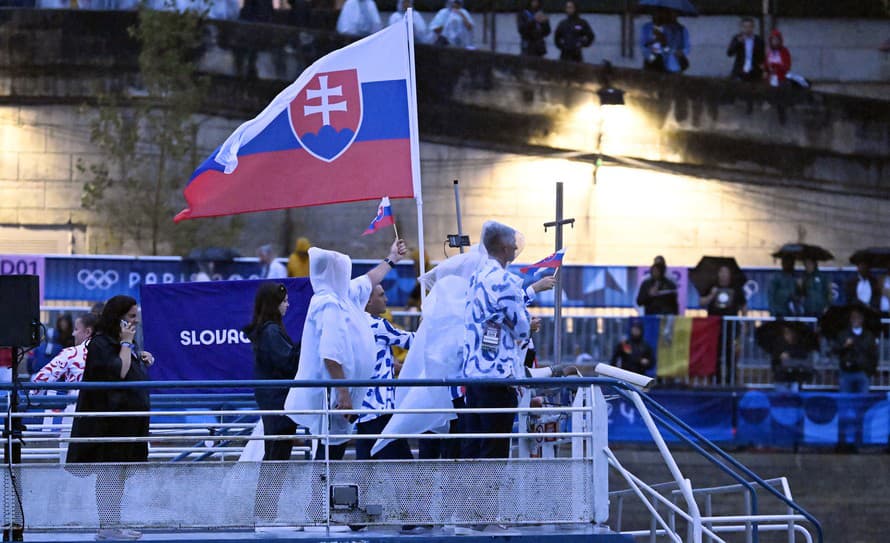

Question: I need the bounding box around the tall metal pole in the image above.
[544,182,574,365]
[554,183,564,364]
[453,180,465,254]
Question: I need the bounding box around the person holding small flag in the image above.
[284,235,407,460]
[460,221,558,460]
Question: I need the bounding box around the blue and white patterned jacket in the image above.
[462,257,533,379]
[359,315,414,423]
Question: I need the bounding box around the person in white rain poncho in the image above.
[336,0,382,37]
[389,0,430,43]
[284,239,407,459]
[430,0,475,48]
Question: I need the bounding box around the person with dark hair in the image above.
[245,282,301,462]
[641,7,690,73]
[554,0,594,62]
[727,17,765,82]
[800,258,831,316]
[611,320,654,374]
[67,295,154,541]
[767,256,799,317]
[636,257,679,315]
[517,0,550,57]
[356,284,415,460]
[32,313,98,390]
[834,308,878,393]
[36,313,75,372]
[765,29,792,87]
[245,282,301,525]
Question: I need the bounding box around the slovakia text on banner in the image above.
[175,19,418,221]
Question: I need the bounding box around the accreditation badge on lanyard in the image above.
[481,322,502,355]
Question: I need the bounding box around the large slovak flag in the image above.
[175,14,421,221]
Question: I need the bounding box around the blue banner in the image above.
[35,255,865,312]
[140,278,313,389]
[608,391,735,443]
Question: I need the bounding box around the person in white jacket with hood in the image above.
[284,238,406,460]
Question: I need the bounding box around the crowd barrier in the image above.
[0,377,822,542]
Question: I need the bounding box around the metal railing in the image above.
[0,377,821,541]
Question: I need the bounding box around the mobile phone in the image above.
[120,319,130,329]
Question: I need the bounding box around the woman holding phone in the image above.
[67,295,154,541]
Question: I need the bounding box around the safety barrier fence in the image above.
[0,377,821,542]
[25,308,890,392]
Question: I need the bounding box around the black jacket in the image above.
[834,328,878,375]
[251,321,300,411]
[67,333,150,464]
[554,15,594,59]
[726,34,765,79]
[636,277,679,315]
[611,338,654,375]
[844,274,881,310]
[517,9,551,56]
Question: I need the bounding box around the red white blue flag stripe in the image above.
[362,197,395,236]
[175,17,420,222]
[520,249,566,274]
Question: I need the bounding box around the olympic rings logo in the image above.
[77,269,119,290]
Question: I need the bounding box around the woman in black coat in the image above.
[67,295,154,540]
[244,282,300,523]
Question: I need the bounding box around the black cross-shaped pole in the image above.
[543,182,574,366]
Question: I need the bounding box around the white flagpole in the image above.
[405,8,427,304]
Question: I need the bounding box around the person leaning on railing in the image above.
[66,295,155,542]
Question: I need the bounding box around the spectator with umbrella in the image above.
[756,321,817,392]
[638,0,694,73]
[691,258,747,317]
[771,244,834,317]
[845,250,884,310]
[767,256,799,318]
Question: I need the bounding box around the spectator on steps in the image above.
[641,8,689,73]
[431,0,475,49]
[765,29,792,87]
[517,0,550,57]
[554,0,594,62]
[727,16,765,82]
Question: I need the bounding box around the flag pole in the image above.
[393,221,400,241]
[406,8,427,305]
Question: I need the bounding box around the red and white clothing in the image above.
[32,341,88,390]
[766,29,791,87]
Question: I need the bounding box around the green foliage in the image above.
[80,3,243,255]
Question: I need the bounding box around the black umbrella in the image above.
[688,256,747,297]
[755,320,819,355]
[637,0,698,16]
[771,243,833,262]
[849,247,890,268]
[819,304,882,340]
[185,247,241,262]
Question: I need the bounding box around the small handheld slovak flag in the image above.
[520,249,566,274]
[362,197,396,236]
